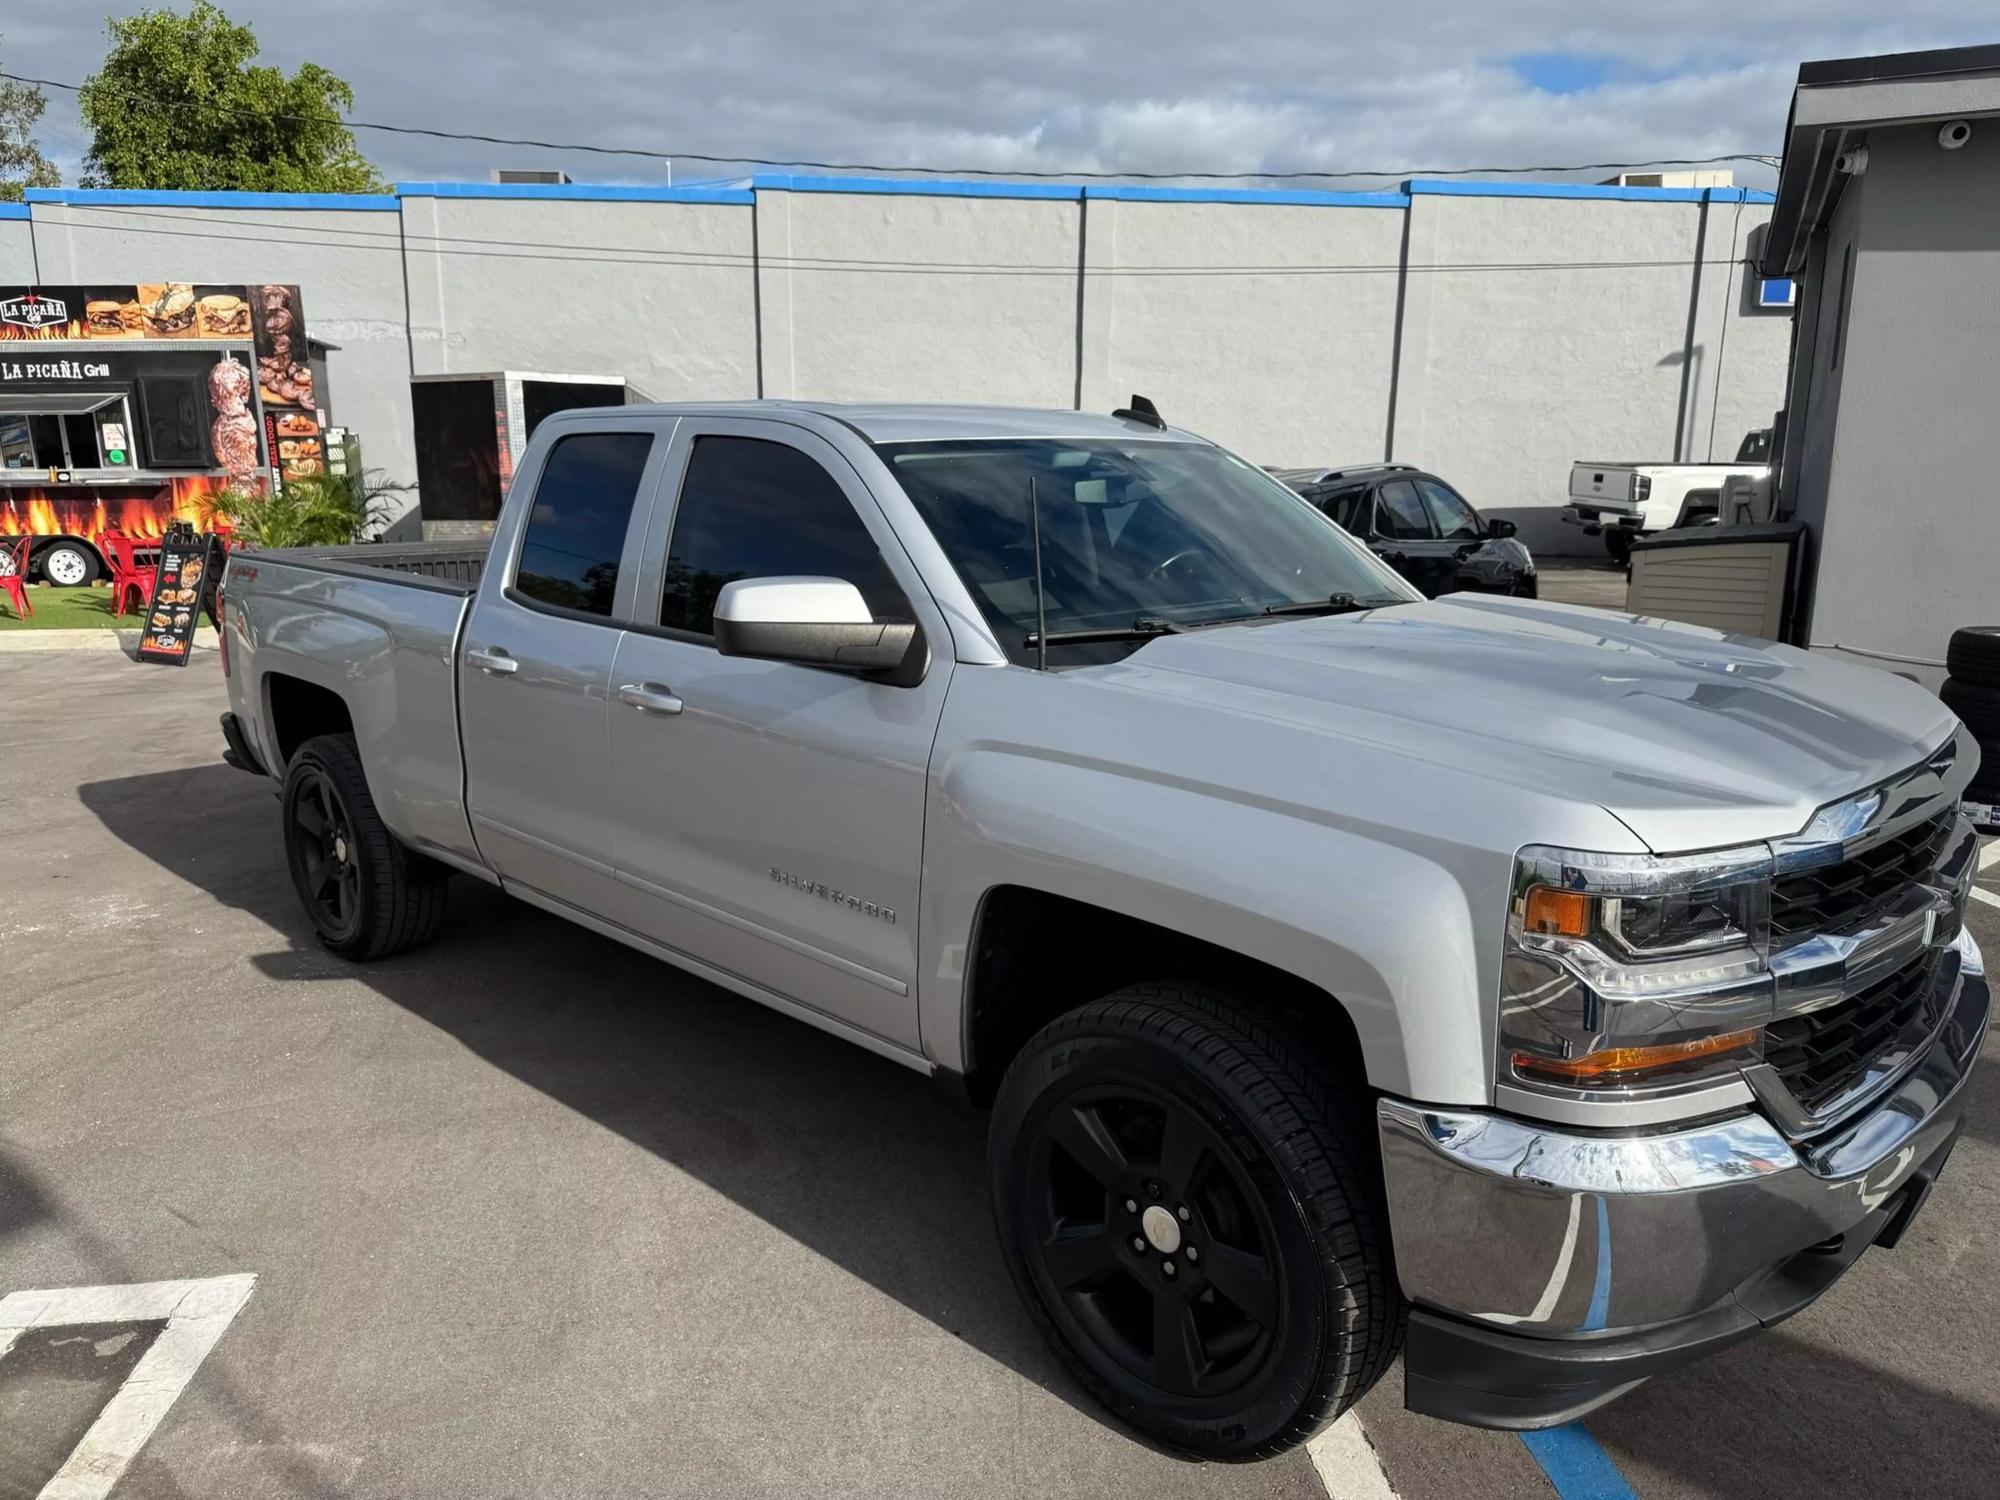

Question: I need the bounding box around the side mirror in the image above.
[713,576,924,683]
[1486,518,1517,539]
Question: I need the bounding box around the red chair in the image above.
[102,532,154,618]
[0,535,31,619]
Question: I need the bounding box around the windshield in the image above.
[880,438,1417,666]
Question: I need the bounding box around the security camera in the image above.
[1834,145,1869,175]
[1939,119,1973,151]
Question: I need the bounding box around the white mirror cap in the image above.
[713,576,873,625]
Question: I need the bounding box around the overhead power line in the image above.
[4,68,1781,184]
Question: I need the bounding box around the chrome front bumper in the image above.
[1378,928,1987,1427]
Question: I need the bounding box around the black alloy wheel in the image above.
[1024,1080,1285,1403]
[280,733,448,959]
[991,985,1401,1459]
[287,764,363,945]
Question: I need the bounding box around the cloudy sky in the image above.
[6,2,1997,191]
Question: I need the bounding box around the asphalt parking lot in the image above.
[3,578,1997,1498]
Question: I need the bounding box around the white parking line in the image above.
[1970,885,2000,911]
[1979,837,2000,870]
[0,1274,256,1500]
[1308,1412,1400,1499]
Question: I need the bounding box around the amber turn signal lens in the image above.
[1523,886,1592,937]
[1514,1028,1760,1085]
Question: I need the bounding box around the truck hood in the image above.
[1094,595,1961,852]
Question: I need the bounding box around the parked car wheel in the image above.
[281,733,448,960]
[37,541,98,587]
[1604,530,1634,566]
[989,984,1400,1459]
[1946,627,2000,692]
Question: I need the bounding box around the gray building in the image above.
[1761,45,2000,686]
[6,171,1792,549]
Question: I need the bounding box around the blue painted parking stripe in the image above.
[1519,1424,1640,1500]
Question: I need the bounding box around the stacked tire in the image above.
[1942,628,2000,815]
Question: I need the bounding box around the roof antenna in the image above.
[1029,476,1049,672]
[1112,393,1166,429]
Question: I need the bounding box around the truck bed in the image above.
[223,544,483,872]
[249,540,490,593]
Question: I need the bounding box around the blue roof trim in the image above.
[25,187,400,211]
[8,177,1771,215]
[1406,179,1776,205]
[752,173,1078,200]
[1406,177,1713,203]
[397,180,755,204]
[1084,184,1408,207]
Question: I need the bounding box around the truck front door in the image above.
[458,419,669,913]
[599,419,951,1054]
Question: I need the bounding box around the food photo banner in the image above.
[0,283,266,343]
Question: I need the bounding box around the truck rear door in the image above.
[596,417,953,1054]
[458,416,673,912]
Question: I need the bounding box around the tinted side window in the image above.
[1318,485,1374,534]
[515,431,654,617]
[1376,480,1436,540]
[1416,479,1481,540]
[660,435,907,636]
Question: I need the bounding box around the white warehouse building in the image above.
[1,173,1792,551]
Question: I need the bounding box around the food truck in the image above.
[0,281,329,585]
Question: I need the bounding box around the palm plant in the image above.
[201,469,396,548]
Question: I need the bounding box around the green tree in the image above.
[0,44,61,202]
[79,2,382,193]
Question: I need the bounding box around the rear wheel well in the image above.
[265,675,355,769]
[960,885,1369,1107]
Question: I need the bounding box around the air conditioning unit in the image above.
[490,169,573,185]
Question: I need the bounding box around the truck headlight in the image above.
[1501,844,1772,1091]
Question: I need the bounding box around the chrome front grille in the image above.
[1763,951,1944,1111]
[1769,810,1955,943]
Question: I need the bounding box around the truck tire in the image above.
[1946,628,2000,691]
[1604,530,1633,566]
[988,984,1400,1460]
[38,541,98,587]
[281,733,448,960]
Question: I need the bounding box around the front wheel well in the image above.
[960,885,1369,1107]
[265,674,355,769]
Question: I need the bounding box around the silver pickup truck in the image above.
[218,401,1987,1459]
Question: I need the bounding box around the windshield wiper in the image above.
[1259,592,1408,618]
[1024,616,1188,649]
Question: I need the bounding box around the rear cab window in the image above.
[513,431,655,617]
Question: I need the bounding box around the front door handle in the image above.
[617,682,685,716]
[467,647,519,676]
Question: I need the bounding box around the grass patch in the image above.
[0,583,153,631]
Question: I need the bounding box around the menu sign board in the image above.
[135,533,217,667]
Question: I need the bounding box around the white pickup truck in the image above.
[217,401,1984,1458]
[1563,428,1772,562]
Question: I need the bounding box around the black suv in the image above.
[1273,463,1537,598]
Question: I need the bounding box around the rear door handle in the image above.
[467,647,519,676]
[618,682,685,716]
